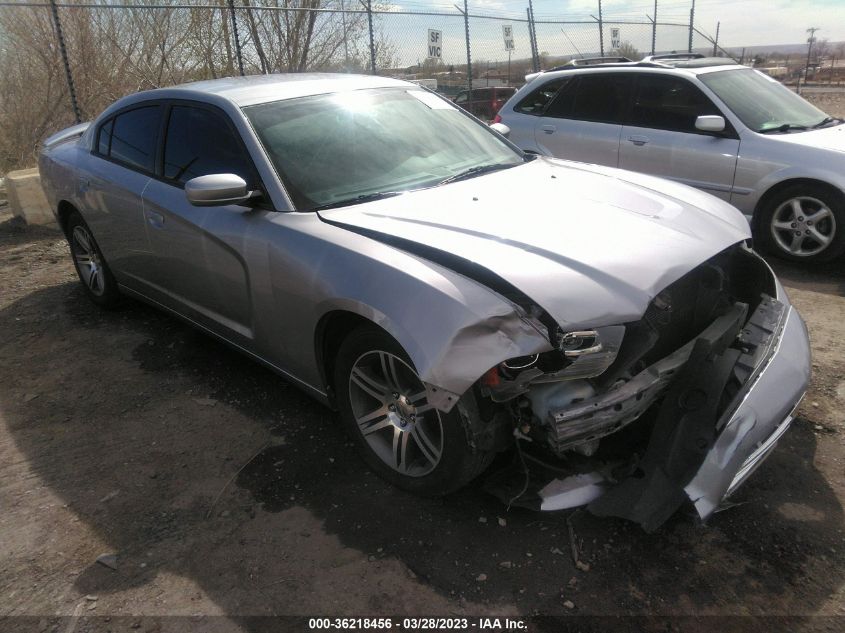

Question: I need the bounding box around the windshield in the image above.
[244,87,523,210]
[700,68,829,133]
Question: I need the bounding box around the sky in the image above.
[393,0,845,49]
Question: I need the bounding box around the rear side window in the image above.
[97,119,113,155]
[627,74,722,133]
[107,105,162,172]
[545,73,632,124]
[514,77,571,115]
[163,106,254,186]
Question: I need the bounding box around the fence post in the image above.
[227,0,245,76]
[527,0,539,71]
[597,0,604,56]
[367,0,376,74]
[48,0,81,124]
[461,0,472,94]
[688,0,696,53]
[713,21,720,56]
[651,0,657,55]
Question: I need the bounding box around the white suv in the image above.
[496,54,845,263]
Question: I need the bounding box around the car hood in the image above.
[319,158,751,329]
[766,123,845,153]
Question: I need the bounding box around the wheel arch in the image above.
[314,309,395,406]
[56,200,79,237]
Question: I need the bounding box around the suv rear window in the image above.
[545,74,632,124]
[514,77,571,115]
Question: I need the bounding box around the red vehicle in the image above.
[452,86,517,121]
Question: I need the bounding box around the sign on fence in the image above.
[428,29,442,59]
[611,28,621,50]
[502,25,515,51]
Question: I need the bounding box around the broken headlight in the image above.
[546,325,626,380]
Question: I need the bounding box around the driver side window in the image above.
[162,105,254,186]
[627,75,724,134]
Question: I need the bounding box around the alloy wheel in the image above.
[348,350,443,477]
[770,196,836,258]
[71,225,106,296]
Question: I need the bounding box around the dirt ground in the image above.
[2,94,845,633]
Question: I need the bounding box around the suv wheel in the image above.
[757,184,845,262]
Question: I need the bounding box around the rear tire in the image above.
[756,183,845,263]
[334,326,493,495]
[66,210,120,308]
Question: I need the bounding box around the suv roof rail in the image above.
[641,53,705,62]
[564,56,633,66]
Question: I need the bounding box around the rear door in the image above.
[80,104,162,289]
[534,72,632,166]
[618,73,740,200]
[140,102,264,344]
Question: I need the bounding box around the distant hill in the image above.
[723,41,845,56]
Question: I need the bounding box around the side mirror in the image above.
[185,174,256,207]
[489,122,511,138]
[695,115,726,133]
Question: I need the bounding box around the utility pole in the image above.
[805,27,820,83]
[688,0,696,53]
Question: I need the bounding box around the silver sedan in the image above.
[39,74,810,529]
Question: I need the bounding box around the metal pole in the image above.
[805,27,819,83]
[713,21,720,56]
[652,0,657,55]
[227,0,244,76]
[527,2,539,72]
[462,0,472,95]
[49,0,81,123]
[688,0,696,53]
[367,0,376,74]
[340,0,350,69]
[598,0,604,56]
[507,50,511,85]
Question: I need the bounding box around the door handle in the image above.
[541,124,556,135]
[146,211,165,228]
[628,135,649,146]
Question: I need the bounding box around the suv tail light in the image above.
[493,114,502,124]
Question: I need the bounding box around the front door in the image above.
[140,102,264,344]
[618,73,740,201]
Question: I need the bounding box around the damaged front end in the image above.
[477,244,809,530]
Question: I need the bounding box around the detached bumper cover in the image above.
[684,304,810,518]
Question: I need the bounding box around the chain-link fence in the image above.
[0,1,728,173]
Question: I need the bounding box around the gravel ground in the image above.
[1,98,845,633]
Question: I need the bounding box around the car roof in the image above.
[137,73,414,107]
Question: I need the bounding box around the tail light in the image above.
[493,114,502,124]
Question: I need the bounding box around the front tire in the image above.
[334,326,493,495]
[66,210,120,308]
[756,184,845,262]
